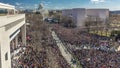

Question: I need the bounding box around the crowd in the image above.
[51,24,120,68]
[11,14,71,68]
[73,49,120,68]
[12,46,48,68]
[52,24,111,47]
[11,13,120,68]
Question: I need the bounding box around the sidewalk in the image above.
[51,31,77,68]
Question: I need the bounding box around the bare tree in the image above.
[105,17,110,36]
[60,16,76,28]
[85,15,103,34]
[85,15,93,32]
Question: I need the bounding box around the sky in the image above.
[0,0,120,10]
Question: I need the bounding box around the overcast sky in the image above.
[0,0,120,10]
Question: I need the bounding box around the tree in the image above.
[105,18,110,36]
[84,15,93,32]
[60,16,76,28]
[85,15,103,34]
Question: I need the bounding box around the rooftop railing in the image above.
[0,2,15,9]
[0,14,25,27]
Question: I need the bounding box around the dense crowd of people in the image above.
[51,24,120,68]
[73,49,120,68]
[11,14,71,68]
[11,13,120,68]
[12,45,48,68]
[52,24,111,47]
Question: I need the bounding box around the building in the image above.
[0,3,26,68]
[62,8,86,27]
[34,3,49,20]
[109,14,120,30]
[86,9,109,23]
[62,8,109,27]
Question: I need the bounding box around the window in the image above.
[0,9,7,15]
[5,52,8,61]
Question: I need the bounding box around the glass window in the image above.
[5,52,8,61]
[0,9,7,15]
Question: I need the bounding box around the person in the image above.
[26,35,31,42]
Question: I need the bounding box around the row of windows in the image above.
[0,9,8,15]
[5,52,8,61]
[0,8,17,15]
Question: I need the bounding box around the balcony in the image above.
[0,14,25,28]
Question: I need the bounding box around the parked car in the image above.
[44,18,59,23]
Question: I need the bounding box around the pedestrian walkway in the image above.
[51,31,77,68]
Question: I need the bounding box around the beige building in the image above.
[62,8,86,27]
[86,9,109,23]
[0,3,26,68]
[62,8,109,27]
[35,3,49,20]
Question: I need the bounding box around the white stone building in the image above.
[0,3,26,68]
[62,8,86,27]
[62,8,109,27]
[86,9,109,22]
[35,3,49,20]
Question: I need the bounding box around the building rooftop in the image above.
[0,2,15,9]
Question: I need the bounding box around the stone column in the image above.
[21,24,26,46]
[11,41,15,50]
[7,9,10,15]
[13,9,16,14]
[0,27,12,68]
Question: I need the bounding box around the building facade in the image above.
[0,3,26,68]
[62,8,86,27]
[62,8,109,27]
